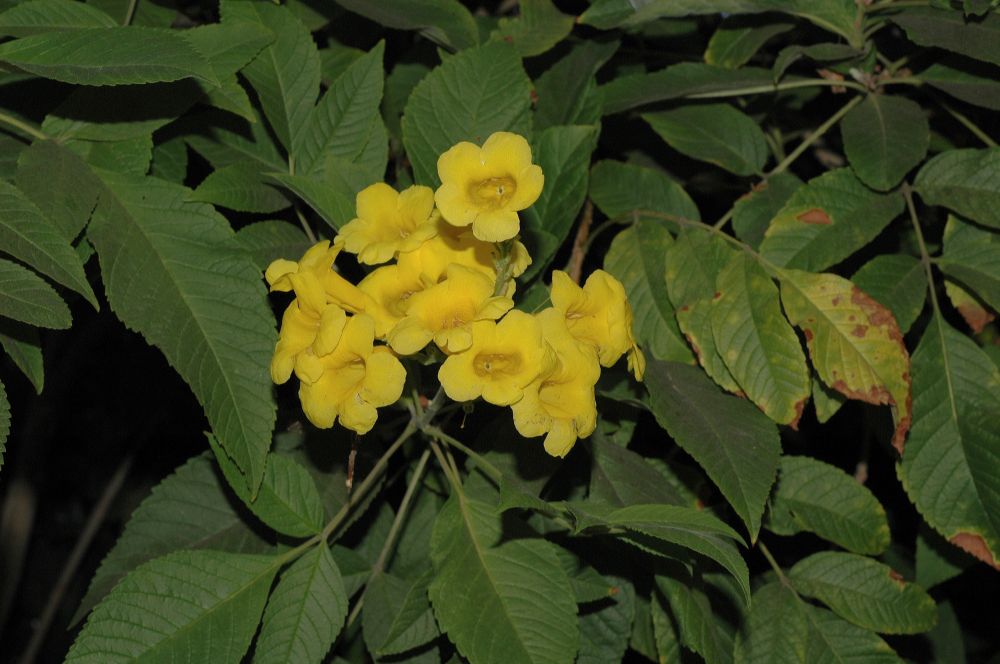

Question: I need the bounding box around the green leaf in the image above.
[332,0,478,51]
[576,577,635,664]
[72,453,272,625]
[664,230,742,393]
[919,58,1000,111]
[209,434,325,538]
[74,134,153,175]
[589,431,694,508]
[789,551,937,634]
[0,0,115,37]
[914,148,1000,229]
[0,27,214,85]
[777,269,912,453]
[711,251,810,425]
[705,16,794,69]
[320,41,366,86]
[225,0,320,156]
[760,169,905,272]
[296,42,386,178]
[0,378,8,471]
[0,257,71,329]
[0,320,43,393]
[731,172,802,250]
[383,61,430,142]
[644,360,781,543]
[892,7,1000,68]
[915,524,973,590]
[768,456,890,555]
[0,180,97,307]
[429,494,579,664]
[734,581,904,664]
[181,21,274,85]
[235,221,310,273]
[402,40,532,186]
[492,0,573,57]
[772,42,862,81]
[841,95,929,191]
[812,374,846,423]
[643,104,768,176]
[255,545,348,664]
[534,40,617,130]
[67,550,279,662]
[600,63,777,115]
[269,169,357,231]
[851,254,927,335]
[650,591,682,664]
[363,570,439,657]
[191,162,291,214]
[15,140,102,242]
[656,572,732,664]
[589,159,701,224]
[184,110,286,172]
[938,215,1000,314]
[899,314,1000,569]
[88,172,276,494]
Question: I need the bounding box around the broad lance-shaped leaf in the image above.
[711,251,810,426]
[0,0,116,37]
[789,552,937,634]
[429,493,579,664]
[918,58,1000,112]
[191,162,291,214]
[891,7,1000,68]
[72,453,272,625]
[0,321,44,393]
[88,171,276,494]
[533,40,618,130]
[604,220,694,364]
[0,180,97,307]
[665,230,742,394]
[914,148,1000,230]
[841,95,929,191]
[255,545,348,664]
[0,257,71,329]
[644,360,780,543]
[768,456,890,556]
[643,104,768,176]
[402,40,532,187]
[899,314,1000,569]
[760,169,905,272]
[15,139,102,243]
[493,0,574,58]
[576,576,634,664]
[705,16,795,69]
[777,269,912,453]
[235,221,311,273]
[589,430,696,508]
[331,0,478,51]
[938,215,1000,315]
[363,570,439,657]
[734,582,904,664]
[656,573,733,664]
[67,550,280,662]
[731,171,802,250]
[589,158,701,225]
[851,254,927,335]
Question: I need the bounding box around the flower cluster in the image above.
[266,131,644,457]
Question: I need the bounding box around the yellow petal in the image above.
[338,398,378,435]
[437,141,482,185]
[543,420,578,458]
[265,258,299,290]
[438,350,482,402]
[298,380,339,429]
[480,132,533,174]
[388,316,433,355]
[472,208,520,243]
[313,304,348,357]
[510,164,544,211]
[435,182,476,228]
[361,347,407,407]
[355,182,399,221]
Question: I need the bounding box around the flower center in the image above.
[469,176,517,209]
[473,352,521,377]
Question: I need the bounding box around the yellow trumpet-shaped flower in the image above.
[388,264,513,355]
[512,308,601,457]
[338,183,438,265]
[550,269,644,379]
[271,300,348,385]
[357,261,431,339]
[434,132,544,243]
[298,313,406,434]
[438,310,554,406]
[265,240,367,314]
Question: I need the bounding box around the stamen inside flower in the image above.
[469,176,517,209]
[473,352,521,376]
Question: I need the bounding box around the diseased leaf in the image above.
[777,269,912,453]
[938,215,1000,315]
[644,360,781,544]
[0,257,71,329]
[643,104,768,176]
[915,524,973,590]
[332,0,478,51]
[759,169,905,272]
[731,172,802,250]
[851,254,927,335]
[812,374,845,423]
[191,162,291,214]
[944,278,994,333]
[841,95,929,191]
[914,148,1000,230]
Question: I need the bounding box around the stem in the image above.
[768,95,863,179]
[901,183,943,318]
[565,200,594,284]
[123,0,138,25]
[0,111,47,142]
[429,438,463,492]
[295,205,318,244]
[422,425,503,484]
[371,448,432,575]
[757,540,799,596]
[492,240,516,297]
[685,77,868,98]
[939,101,998,148]
[712,208,734,231]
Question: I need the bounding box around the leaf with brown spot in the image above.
[796,208,831,225]
[777,269,912,453]
[900,313,1000,570]
[945,279,995,334]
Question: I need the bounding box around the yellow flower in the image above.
[550,269,644,379]
[388,264,513,355]
[265,240,367,314]
[297,313,406,434]
[357,261,431,339]
[435,132,544,243]
[438,310,554,406]
[512,308,601,457]
[271,300,347,385]
[338,183,438,265]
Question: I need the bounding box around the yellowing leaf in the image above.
[778,269,912,453]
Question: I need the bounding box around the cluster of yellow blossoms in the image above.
[265,132,644,457]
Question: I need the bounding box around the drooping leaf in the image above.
[402,40,532,186]
[600,63,777,115]
[643,103,768,176]
[768,456,890,555]
[429,494,579,664]
[913,147,1000,230]
[892,7,1000,68]
[899,314,1000,569]
[915,524,973,590]
[0,0,115,37]
[0,320,43,393]
[0,257,71,329]
[788,551,937,634]
[937,215,1000,314]
[534,40,618,130]
[656,572,733,664]
[589,432,694,508]
[772,42,862,81]
[184,109,286,172]
[777,269,912,453]
[731,172,802,250]
[67,551,280,662]
[759,169,905,272]
[650,591,682,664]
[603,220,694,364]
[576,577,635,664]
[88,171,276,494]
[0,27,214,85]
[841,95,929,191]
[812,374,846,423]
[235,221,311,272]
[269,166,360,231]
[711,251,810,425]
[15,139,101,242]
[191,162,291,214]
[851,254,927,335]
[644,360,781,543]
[493,0,573,57]
[255,545,348,664]
[919,58,1000,111]
[705,15,795,69]
[363,570,439,657]
[332,0,478,51]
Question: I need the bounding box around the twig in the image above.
[0,111,47,142]
[566,200,594,284]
